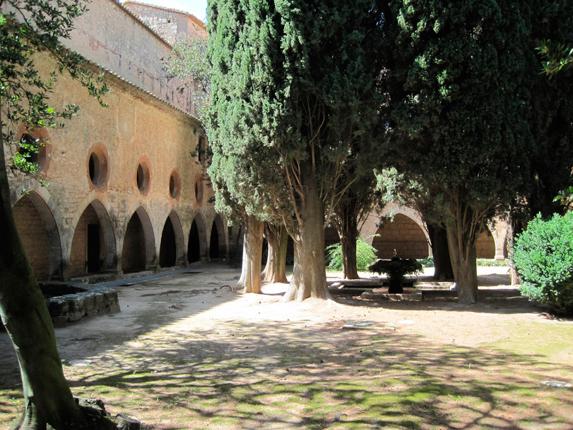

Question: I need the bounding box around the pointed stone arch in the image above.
[68,200,117,277]
[13,191,62,280]
[373,213,430,259]
[121,207,156,273]
[160,210,185,267]
[188,213,207,263]
[476,227,496,259]
[209,214,227,260]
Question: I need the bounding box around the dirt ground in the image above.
[1,265,572,429]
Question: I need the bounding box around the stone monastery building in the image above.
[7,1,508,282]
[8,0,228,281]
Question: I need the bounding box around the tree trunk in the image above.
[261,224,288,283]
[506,218,521,286]
[446,215,478,304]
[0,133,85,428]
[428,223,454,281]
[240,215,264,294]
[237,240,248,288]
[340,222,359,280]
[283,171,328,301]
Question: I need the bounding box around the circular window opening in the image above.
[169,171,180,199]
[136,163,150,194]
[87,150,108,187]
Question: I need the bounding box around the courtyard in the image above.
[1,265,572,429]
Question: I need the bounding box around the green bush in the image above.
[514,212,573,314]
[418,257,434,268]
[327,238,377,271]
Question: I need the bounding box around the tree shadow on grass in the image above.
[34,320,573,429]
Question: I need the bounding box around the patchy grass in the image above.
[2,318,572,429]
[1,268,572,429]
[484,320,573,364]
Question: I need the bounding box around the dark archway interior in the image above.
[122,214,146,273]
[69,204,104,276]
[159,217,177,267]
[188,221,201,263]
[210,223,220,260]
[286,236,294,266]
[13,195,60,280]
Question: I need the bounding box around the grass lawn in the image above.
[1,266,572,429]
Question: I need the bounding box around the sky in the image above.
[129,0,208,21]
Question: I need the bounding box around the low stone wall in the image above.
[42,284,120,325]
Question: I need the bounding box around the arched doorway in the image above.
[188,214,207,263]
[159,217,177,267]
[209,215,227,260]
[373,214,429,259]
[68,201,116,277]
[121,207,155,273]
[210,222,220,260]
[13,192,62,280]
[160,211,185,268]
[476,228,496,259]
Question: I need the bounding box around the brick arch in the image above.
[188,212,208,263]
[209,214,228,260]
[159,210,186,267]
[373,213,430,259]
[67,200,117,277]
[13,191,62,280]
[121,207,156,273]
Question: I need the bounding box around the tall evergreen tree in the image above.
[382,0,534,303]
[0,1,112,428]
[207,0,385,300]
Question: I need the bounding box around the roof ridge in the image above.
[108,0,173,48]
[122,1,206,30]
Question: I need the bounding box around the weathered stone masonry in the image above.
[7,0,228,281]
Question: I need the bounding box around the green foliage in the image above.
[369,257,422,283]
[166,37,210,119]
[476,258,508,267]
[514,213,573,314]
[206,0,386,227]
[383,0,534,213]
[0,0,108,174]
[326,238,377,272]
[538,40,573,76]
[418,257,434,268]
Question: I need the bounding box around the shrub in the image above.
[327,238,377,271]
[418,257,434,268]
[514,212,573,314]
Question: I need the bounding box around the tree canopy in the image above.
[207,0,386,299]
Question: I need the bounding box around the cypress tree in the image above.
[207,0,385,299]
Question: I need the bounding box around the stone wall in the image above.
[7,55,228,281]
[372,214,430,259]
[122,2,207,44]
[64,0,196,114]
[360,202,508,261]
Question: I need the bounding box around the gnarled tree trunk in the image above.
[0,134,86,429]
[340,221,359,280]
[239,215,264,293]
[447,217,479,304]
[284,171,329,301]
[261,224,288,283]
[428,223,454,281]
